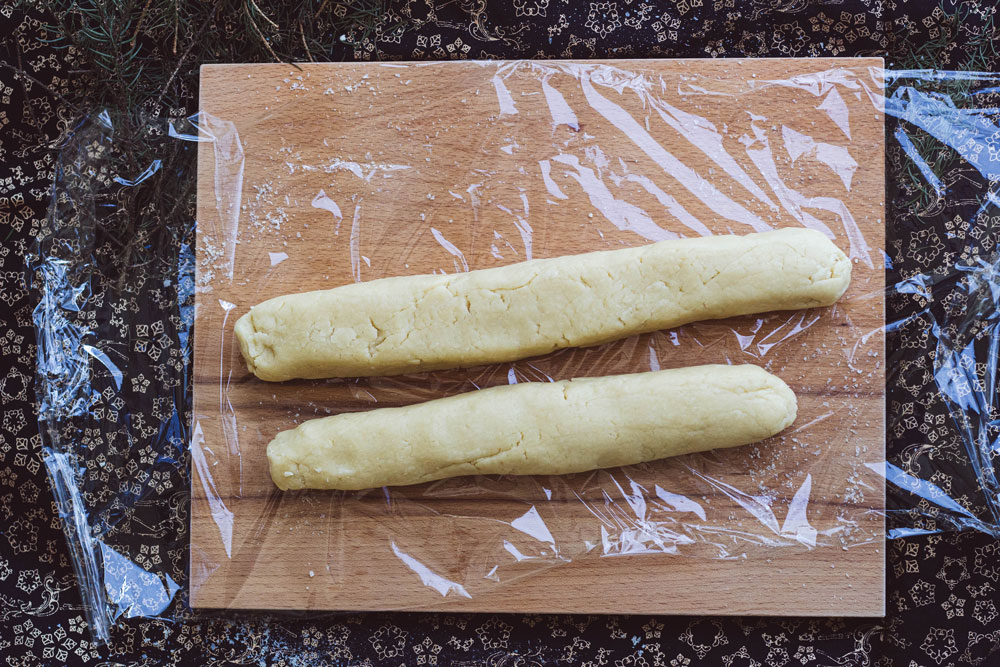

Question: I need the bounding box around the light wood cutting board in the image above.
[192,58,886,616]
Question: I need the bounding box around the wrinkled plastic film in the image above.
[28,64,1000,643]
[32,113,208,641]
[191,61,885,607]
[882,69,1000,536]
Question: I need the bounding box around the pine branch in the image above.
[27,0,403,270]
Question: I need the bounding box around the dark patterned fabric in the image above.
[4,1,1000,665]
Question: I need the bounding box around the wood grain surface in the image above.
[192,58,886,616]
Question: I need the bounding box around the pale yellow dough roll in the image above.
[236,228,850,381]
[268,365,797,491]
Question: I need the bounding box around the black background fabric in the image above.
[3,1,1000,665]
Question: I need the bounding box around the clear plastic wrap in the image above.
[189,59,889,619]
[27,62,1000,644]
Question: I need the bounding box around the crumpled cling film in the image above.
[27,66,1000,646]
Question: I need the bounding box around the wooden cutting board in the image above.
[192,58,885,616]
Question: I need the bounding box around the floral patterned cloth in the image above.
[4,1,1000,665]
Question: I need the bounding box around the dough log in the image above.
[237,228,850,381]
[268,365,797,490]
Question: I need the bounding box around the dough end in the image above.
[801,228,852,304]
[235,308,289,382]
[768,370,798,433]
[267,432,302,491]
[234,311,258,376]
[827,243,853,303]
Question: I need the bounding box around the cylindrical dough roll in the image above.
[237,228,850,381]
[268,365,797,490]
